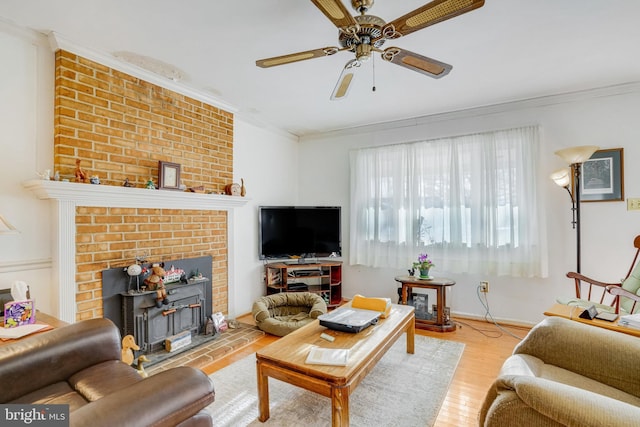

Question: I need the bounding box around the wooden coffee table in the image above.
[256,304,415,426]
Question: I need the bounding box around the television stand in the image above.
[265,261,342,308]
[285,260,319,265]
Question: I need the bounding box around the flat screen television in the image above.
[259,206,341,260]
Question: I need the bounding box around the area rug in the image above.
[206,335,465,426]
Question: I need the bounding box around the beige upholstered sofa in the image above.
[252,292,327,336]
[479,316,640,427]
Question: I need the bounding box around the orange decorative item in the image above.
[75,159,87,183]
[121,334,139,365]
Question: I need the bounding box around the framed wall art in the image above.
[580,148,624,202]
[158,161,181,191]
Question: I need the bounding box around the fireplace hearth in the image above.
[102,256,213,353]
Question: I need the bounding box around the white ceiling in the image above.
[1,0,640,138]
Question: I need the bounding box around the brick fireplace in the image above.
[22,48,247,323]
[24,180,246,323]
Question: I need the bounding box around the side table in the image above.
[0,311,67,346]
[544,303,640,338]
[394,275,456,332]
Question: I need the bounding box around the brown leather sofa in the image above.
[0,318,215,426]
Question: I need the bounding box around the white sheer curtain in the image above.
[349,126,547,278]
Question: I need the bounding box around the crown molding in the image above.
[48,31,238,114]
[301,81,640,141]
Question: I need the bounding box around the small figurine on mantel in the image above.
[145,177,156,189]
[75,159,87,183]
[240,178,246,197]
[37,169,51,180]
[123,178,134,187]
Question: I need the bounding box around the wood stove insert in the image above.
[102,256,213,353]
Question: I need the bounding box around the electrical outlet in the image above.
[627,198,640,211]
[480,281,489,293]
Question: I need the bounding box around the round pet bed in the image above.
[252,292,327,336]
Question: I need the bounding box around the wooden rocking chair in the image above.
[560,235,640,314]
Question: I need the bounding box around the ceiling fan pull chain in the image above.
[372,53,376,92]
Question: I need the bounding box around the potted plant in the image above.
[413,253,435,279]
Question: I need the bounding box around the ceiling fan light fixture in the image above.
[311,0,356,27]
[262,52,315,67]
[382,47,452,78]
[331,59,360,100]
[389,0,485,37]
[407,0,476,28]
[402,56,446,76]
[351,0,374,14]
[258,0,485,98]
[333,73,354,99]
[355,43,373,61]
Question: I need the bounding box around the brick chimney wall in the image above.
[53,50,233,321]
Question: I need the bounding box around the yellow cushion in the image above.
[351,294,392,318]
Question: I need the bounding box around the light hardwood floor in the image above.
[202,315,531,427]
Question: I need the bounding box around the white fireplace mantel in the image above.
[23,179,249,209]
[23,179,249,323]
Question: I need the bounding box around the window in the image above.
[349,126,546,278]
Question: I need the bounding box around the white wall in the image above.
[298,86,640,325]
[230,121,299,317]
[0,22,54,313]
[4,20,640,326]
[0,21,302,320]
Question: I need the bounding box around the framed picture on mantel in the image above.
[579,148,624,202]
[158,161,181,191]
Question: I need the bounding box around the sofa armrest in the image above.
[495,375,640,427]
[513,317,640,397]
[71,366,214,427]
[0,318,122,402]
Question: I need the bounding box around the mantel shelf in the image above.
[22,179,249,210]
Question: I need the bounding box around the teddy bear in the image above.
[144,264,169,308]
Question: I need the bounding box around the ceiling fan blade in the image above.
[381,47,452,79]
[384,0,484,38]
[310,0,358,29]
[331,59,361,100]
[256,47,341,68]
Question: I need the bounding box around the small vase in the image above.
[419,268,430,279]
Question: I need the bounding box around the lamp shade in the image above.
[554,145,599,165]
[550,168,571,188]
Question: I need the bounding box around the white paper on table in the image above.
[0,323,50,339]
[305,346,350,366]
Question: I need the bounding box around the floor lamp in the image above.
[551,145,599,273]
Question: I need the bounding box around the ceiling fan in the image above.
[256,0,485,100]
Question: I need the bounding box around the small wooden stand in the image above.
[395,275,456,332]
